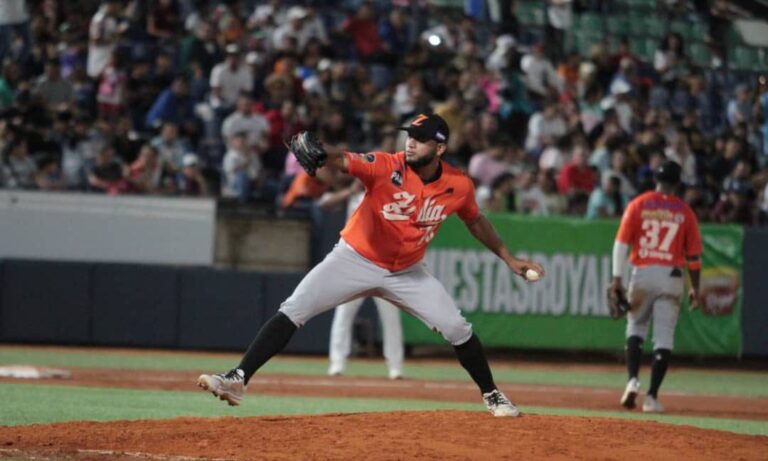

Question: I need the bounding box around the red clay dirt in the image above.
[2,367,768,421]
[0,411,766,461]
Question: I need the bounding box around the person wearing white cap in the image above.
[209,43,253,109]
[177,153,210,197]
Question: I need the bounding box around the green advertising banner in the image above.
[402,214,743,356]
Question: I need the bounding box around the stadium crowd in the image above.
[0,0,767,225]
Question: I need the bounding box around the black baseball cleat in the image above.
[197,368,246,406]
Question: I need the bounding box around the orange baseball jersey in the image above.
[616,191,702,268]
[341,151,480,272]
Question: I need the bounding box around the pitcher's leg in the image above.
[384,268,497,390]
[373,297,404,378]
[240,244,383,382]
[328,298,365,375]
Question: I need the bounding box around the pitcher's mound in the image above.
[0,411,765,460]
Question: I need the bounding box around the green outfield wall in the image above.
[403,215,743,356]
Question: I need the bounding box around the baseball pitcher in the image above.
[198,113,545,416]
[610,160,702,413]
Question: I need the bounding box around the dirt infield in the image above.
[1,411,766,461]
[3,367,768,421]
[1,350,767,460]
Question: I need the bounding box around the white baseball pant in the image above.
[279,239,473,346]
[626,265,685,350]
[328,297,404,378]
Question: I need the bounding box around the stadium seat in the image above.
[517,1,545,27]
[687,43,711,68]
[630,38,656,61]
[606,15,630,36]
[575,13,603,34]
[728,46,759,71]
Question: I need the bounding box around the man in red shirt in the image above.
[557,145,596,195]
[611,160,702,413]
[198,114,545,416]
[341,2,384,59]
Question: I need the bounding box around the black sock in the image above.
[453,334,496,394]
[238,312,297,384]
[647,348,671,398]
[625,336,643,380]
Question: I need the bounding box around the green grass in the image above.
[0,383,766,436]
[2,348,767,397]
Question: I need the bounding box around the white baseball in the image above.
[525,269,541,281]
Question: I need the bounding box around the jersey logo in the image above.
[382,191,416,221]
[391,170,403,187]
[416,196,447,224]
[356,153,375,163]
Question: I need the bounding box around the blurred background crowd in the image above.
[1,0,768,225]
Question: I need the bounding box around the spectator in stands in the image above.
[1,138,36,189]
[558,144,596,195]
[602,147,636,198]
[0,0,31,65]
[150,121,190,172]
[342,2,385,62]
[469,142,514,188]
[518,168,566,216]
[545,0,572,63]
[525,98,567,155]
[712,181,755,225]
[145,76,193,131]
[585,174,627,219]
[33,60,74,111]
[539,135,570,171]
[128,144,165,194]
[209,44,253,112]
[727,84,752,128]
[35,156,67,191]
[654,33,686,85]
[180,21,220,77]
[222,131,260,201]
[222,93,270,153]
[87,0,123,78]
[176,153,209,197]
[665,132,697,185]
[484,172,517,212]
[378,8,409,57]
[146,0,180,44]
[521,43,559,105]
[96,51,126,121]
[88,145,127,194]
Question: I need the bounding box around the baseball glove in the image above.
[288,131,327,177]
[606,286,630,319]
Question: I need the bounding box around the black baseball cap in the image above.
[399,113,450,143]
[655,160,682,184]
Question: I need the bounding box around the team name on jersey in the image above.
[381,192,447,222]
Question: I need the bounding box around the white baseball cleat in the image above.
[482,389,521,417]
[388,369,403,380]
[620,377,641,409]
[642,395,665,413]
[197,368,246,406]
[327,364,344,377]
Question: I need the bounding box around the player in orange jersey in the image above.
[198,114,545,416]
[611,160,702,413]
